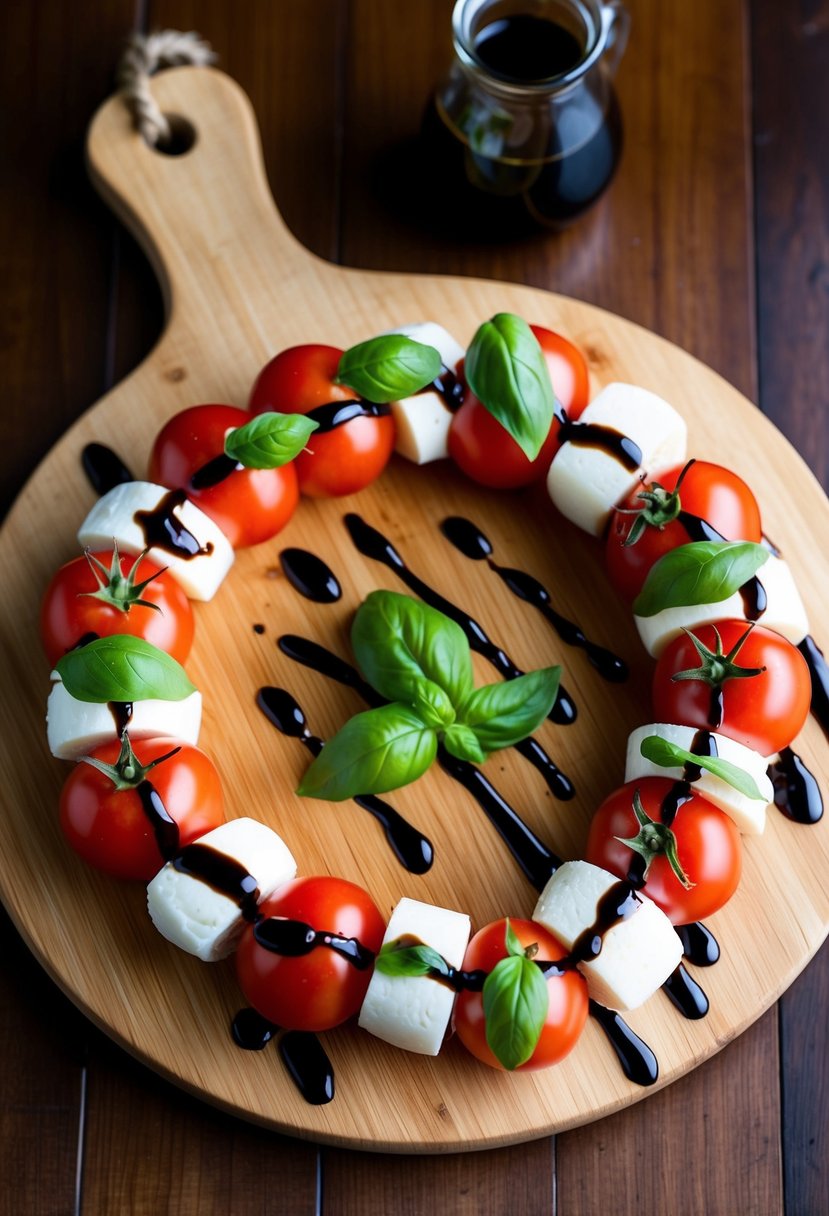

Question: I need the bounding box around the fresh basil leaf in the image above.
[335,336,441,404]
[412,679,455,731]
[55,635,196,703]
[504,917,525,958]
[640,735,764,801]
[464,314,555,461]
[443,722,487,765]
[482,953,548,1071]
[352,590,474,709]
[296,703,437,801]
[458,667,561,752]
[632,541,769,618]
[374,938,450,979]
[224,412,318,469]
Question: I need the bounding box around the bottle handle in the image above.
[600,1,631,78]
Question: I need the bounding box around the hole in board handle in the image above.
[152,114,197,157]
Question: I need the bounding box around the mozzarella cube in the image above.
[146,818,297,962]
[625,723,771,835]
[359,897,471,1055]
[78,481,234,601]
[634,554,809,657]
[46,678,202,759]
[384,323,465,464]
[547,383,687,536]
[533,861,682,1011]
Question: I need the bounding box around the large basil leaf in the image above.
[55,635,196,703]
[374,938,451,979]
[632,541,768,618]
[458,667,561,752]
[640,735,764,801]
[483,952,548,1071]
[335,335,441,403]
[296,703,437,801]
[224,412,318,469]
[352,590,474,709]
[464,314,555,461]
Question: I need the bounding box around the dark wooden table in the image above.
[3,2,828,1212]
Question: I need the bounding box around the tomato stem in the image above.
[81,543,165,615]
[670,623,766,687]
[615,789,694,889]
[619,459,697,547]
[79,729,181,790]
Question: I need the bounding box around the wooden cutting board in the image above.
[1,66,828,1152]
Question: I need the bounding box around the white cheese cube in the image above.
[546,383,687,536]
[384,323,465,465]
[634,554,809,657]
[78,481,234,601]
[146,818,297,962]
[533,860,683,1011]
[625,723,771,835]
[358,897,471,1055]
[46,678,202,760]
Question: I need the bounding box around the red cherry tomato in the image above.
[40,549,194,667]
[148,404,299,548]
[236,876,386,1031]
[453,917,588,1071]
[652,620,811,756]
[248,344,396,497]
[606,460,763,601]
[448,326,589,489]
[585,778,742,923]
[59,738,225,882]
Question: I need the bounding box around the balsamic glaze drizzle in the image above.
[279,1030,335,1105]
[190,452,240,490]
[81,443,134,496]
[588,1000,659,1086]
[662,963,709,1019]
[134,489,213,560]
[137,781,180,859]
[676,921,720,967]
[232,1007,276,1051]
[279,549,342,603]
[306,399,390,433]
[431,367,465,409]
[256,686,434,874]
[440,516,628,683]
[254,916,376,970]
[108,701,133,737]
[799,634,829,740]
[173,843,260,921]
[343,513,577,729]
[557,420,643,471]
[768,748,824,824]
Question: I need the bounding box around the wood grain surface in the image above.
[1,0,827,1211]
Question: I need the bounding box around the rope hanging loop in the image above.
[116,30,216,147]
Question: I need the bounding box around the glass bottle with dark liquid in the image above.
[424,0,630,232]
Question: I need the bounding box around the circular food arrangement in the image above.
[34,315,829,1122]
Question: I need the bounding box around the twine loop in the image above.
[116,30,216,146]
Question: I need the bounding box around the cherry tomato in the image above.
[148,404,299,547]
[606,460,763,601]
[59,737,225,882]
[453,917,588,1071]
[40,549,194,667]
[652,620,811,756]
[584,778,742,923]
[236,876,386,1031]
[448,326,589,489]
[248,344,396,497]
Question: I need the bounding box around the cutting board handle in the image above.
[86,66,314,341]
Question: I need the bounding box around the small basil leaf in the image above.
[55,635,196,703]
[296,703,437,801]
[224,412,319,469]
[640,735,764,801]
[375,938,450,979]
[458,667,561,752]
[464,314,555,461]
[335,335,441,403]
[352,590,474,708]
[482,953,548,1071]
[503,917,525,958]
[412,679,456,731]
[442,722,487,765]
[632,541,769,618]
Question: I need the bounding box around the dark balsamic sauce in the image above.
[256,687,434,874]
[557,420,642,471]
[81,443,134,496]
[439,516,628,683]
[799,634,829,740]
[343,513,577,727]
[232,1007,276,1050]
[136,781,180,859]
[190,452,240,490]
[254,917,375,969]
[134,489,213,560]
[676,921,720,967]
[588,1000,659,1086]
[430,367,465,410]
[475,13,584,79]
[279,549,342,603]
[173,843,260,921]
[253,623,266,635]
[108,701,133,736]
[768,748,824,825]
[279,1031,335,1105]
[306,399,390,433]
[662,963,709,1019]
[568,881,641,962]
[73,630,100,649]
